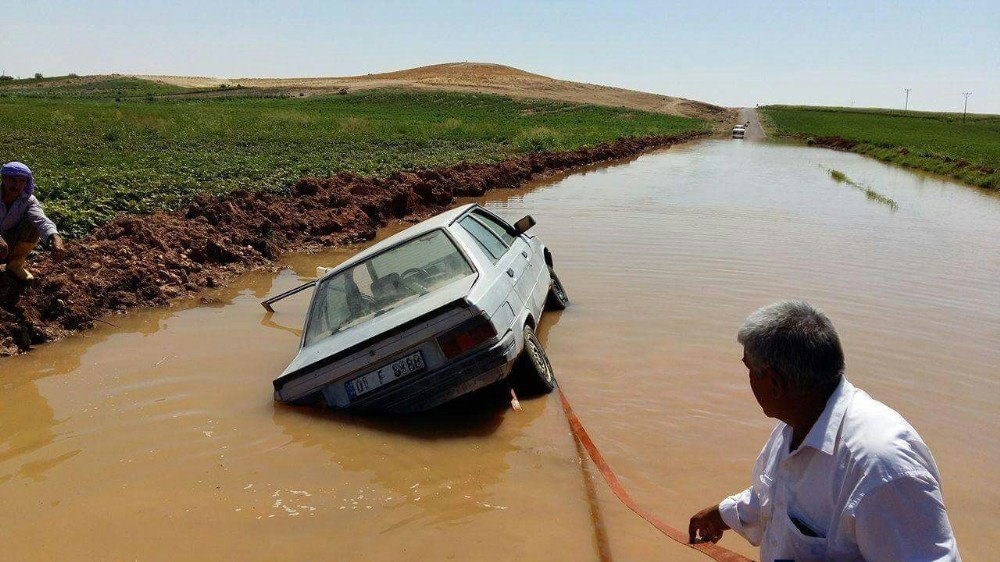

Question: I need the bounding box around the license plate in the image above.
[346,351,426,399]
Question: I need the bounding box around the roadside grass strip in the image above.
[763,106,1000,191]
[825,167,898,211]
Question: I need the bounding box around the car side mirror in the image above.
[513,215,536,234]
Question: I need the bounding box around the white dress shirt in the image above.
[719,378,960,561]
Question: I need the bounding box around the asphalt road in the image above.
[737,108,767,141]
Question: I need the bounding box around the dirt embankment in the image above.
[804,135,997,179]
[804,136,861,151]
[0,132,705,355]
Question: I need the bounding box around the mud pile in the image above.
[0,132,703,355]
[805,136,860,151]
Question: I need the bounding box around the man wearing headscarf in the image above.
[0,162,66,281]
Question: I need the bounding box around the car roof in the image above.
[319,203,477,279]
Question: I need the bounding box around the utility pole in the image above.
[904,88,911,110]
[961,92,972,122]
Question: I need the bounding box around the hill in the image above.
[134,62,731,122]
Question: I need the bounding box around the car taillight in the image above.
[437,315,498,359]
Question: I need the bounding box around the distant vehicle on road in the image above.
[272,204,569,413]
[732,125,746,139]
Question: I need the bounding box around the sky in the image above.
[2,0,998,113]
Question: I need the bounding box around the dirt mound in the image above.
[136,62,731,122]
[355,62,549,82]
[0,131,705,355]
[805,136,860,151]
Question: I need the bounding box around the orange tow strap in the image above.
[557,388,753,562]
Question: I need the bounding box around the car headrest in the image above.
[371,273,404,300]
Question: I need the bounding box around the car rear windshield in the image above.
[303,229,475,347]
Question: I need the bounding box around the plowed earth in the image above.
[0,132,703,355]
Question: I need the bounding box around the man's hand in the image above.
[50,234,67,262]
[689,504,730,544]
[0,237,7,260]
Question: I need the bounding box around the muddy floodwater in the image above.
[2,140,998,561]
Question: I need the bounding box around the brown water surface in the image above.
[2,140,997,560]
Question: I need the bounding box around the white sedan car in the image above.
[272,204,569,413]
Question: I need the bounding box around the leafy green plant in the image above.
[825,167,898,210]
[514,127,561,152]
[0,80,706,237]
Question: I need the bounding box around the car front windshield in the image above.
[303,229,475,347]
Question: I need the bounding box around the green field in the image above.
[0,76,707,237]
[760,106,1000,190]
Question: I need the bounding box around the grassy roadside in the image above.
[0,77,708,237]
[759,105,1000,190]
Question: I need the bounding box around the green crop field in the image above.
[0,76,707,237]
[760,105,1000,190]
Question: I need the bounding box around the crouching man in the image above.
[689,301,960,561]
[1,161,66,281]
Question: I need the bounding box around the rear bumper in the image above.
[347,329,519,413]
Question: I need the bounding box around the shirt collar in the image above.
[796,377,854,456]
[1,193,27,217]
[2,192,29,207]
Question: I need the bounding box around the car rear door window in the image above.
[459,215,509,262]
[472,211,517,246]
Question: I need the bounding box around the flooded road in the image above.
[2,139,998,560]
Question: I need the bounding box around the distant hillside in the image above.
[134,62,732,122]
[0,75,195,98]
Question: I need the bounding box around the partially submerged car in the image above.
[732,125,746,139]
[272,204,570,413]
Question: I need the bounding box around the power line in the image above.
[962,92,972,122]
[904,88,912,111]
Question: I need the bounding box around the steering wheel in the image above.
[400,267,430,291]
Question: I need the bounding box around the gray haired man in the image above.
[689,301,960,561]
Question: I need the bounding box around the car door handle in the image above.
[506,268,515,278]
[521,250,528,258]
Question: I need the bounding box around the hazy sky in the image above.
[3,1,998,113]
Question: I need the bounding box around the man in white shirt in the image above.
[689,301,960,561]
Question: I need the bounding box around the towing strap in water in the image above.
[557,388,752,562]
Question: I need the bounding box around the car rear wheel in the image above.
[545,268,570,311]
[514,324,556,395]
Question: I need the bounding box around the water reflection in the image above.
[272,382,544,530]
[0,377,79,482]
[260,311,303,338]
